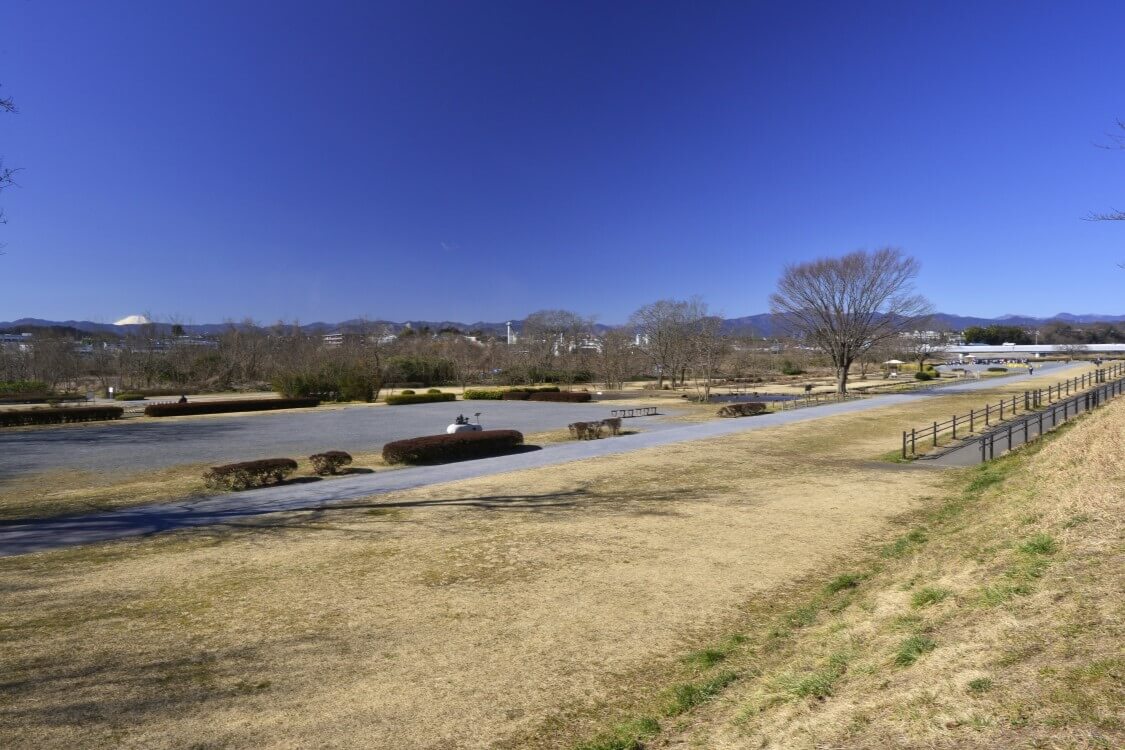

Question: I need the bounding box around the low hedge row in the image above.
[144,398,319,417]
[464,386,561,400]
[528,391,591,403]
[114,392,147,401]
[382,429,524,465]
[463,389,505,400]
[203,458,298,490]
[0,406,124,427]
[987,367,1008,373]
[717,402,767,418]
[384,393,457,405]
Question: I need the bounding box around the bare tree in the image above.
[594,327,636,390]
[898,330,951,373]
[770,248,932,394]
[688,313,728,401]
[1087,120,1125,222]
[518,309,592,384]
[1,84,19,246]
[630,299,703,389]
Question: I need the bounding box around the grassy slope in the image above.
[566,399,1123,750]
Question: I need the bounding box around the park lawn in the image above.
[632,393,1124,750]
[0,363,1115,749]
[0,392,952,749]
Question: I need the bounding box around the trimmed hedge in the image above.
[465,386,563,400]
[717,402,767,418]
[528,391,592,403]
[914,371,935,381]
[114,392,147,401]
[309,450,353,475]
[463,389,506,400]
[203,458,298,490]
[382,429,524,465]
[384,393,457,405]
[144,398,319,417]
[0,406,124,428]
[987,367,1008,373]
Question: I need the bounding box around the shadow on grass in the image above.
[0,633,326,736]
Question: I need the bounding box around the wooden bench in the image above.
[610,407,657,418]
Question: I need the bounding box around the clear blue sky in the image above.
[1,0,1123,325]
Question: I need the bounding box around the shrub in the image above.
[384,392,457,405]
[309,450,353,475]
[426,388,442,394]
[914,371,935,381]
[780,359,805,376]
[568,421,603,439]
[202,458,298,490]
[717,402,767,417]
[463,389,505,400]
[987,367,1008,373]
[144,398,319,417]
[0,379,49,395]
[382,429,524,465]
[0,406,124,428]
[507,386,561,394]
[501,391,530,400]
[400,389,416,395]
[527,391,592,402]
[113,392,147,401]
[272,363,378,401]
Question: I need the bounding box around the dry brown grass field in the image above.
[0,364,1117,749]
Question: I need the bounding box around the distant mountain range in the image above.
[3,312,1125,338]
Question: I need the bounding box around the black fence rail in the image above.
[977,375,1125,462]
[901,363,1124,458]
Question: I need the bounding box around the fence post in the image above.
[1008,424,1013,452]
[1000,399,1004,420]
[970,408,975,433]
[952,415,957,441]
[1024,391,1029,410]
[1038,412,1043,437]
[986,403,991,426]
[980,437,986,463]
[911,428,916,455]
[902,431,907,459]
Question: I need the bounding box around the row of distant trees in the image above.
[0,304,798,398]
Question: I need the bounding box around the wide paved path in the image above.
[0,362,1084,557]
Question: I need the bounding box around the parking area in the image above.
[0,400,679,477]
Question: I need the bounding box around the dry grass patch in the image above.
[648,398,1124,750]
[0,405,951,750]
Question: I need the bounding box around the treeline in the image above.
[0,305,843,399]
[963,322,1125,346]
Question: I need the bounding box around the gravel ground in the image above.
[0,400,684,477]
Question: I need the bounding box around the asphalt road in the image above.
[0,361,1089,557]
[0,399,671,477]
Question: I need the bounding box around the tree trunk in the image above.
[836,365,850,395]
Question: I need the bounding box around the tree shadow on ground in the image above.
[0,632,332,740]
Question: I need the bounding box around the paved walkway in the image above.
[0,362,1086,557]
